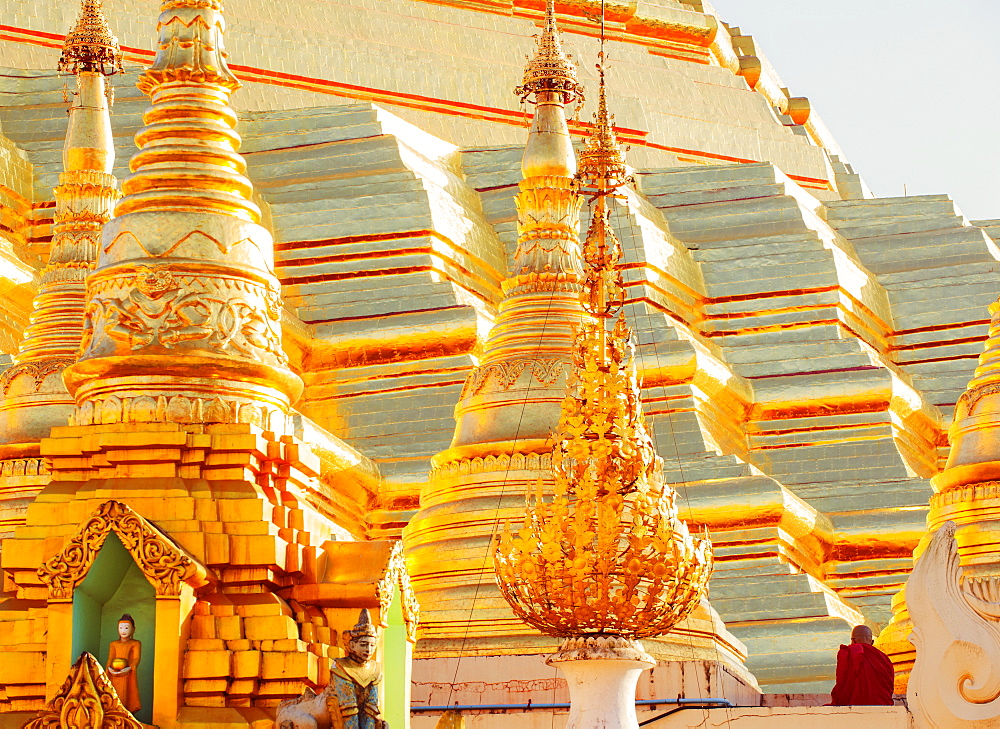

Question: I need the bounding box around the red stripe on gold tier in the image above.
[0,24,832,190]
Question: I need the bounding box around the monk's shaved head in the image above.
[851,625,874,645]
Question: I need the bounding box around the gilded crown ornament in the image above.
[577,66,629,191]
[515,0,585,104]
[494,59,713,641]
[58,0,123,77]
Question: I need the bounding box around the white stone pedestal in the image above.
[547,635,656,729]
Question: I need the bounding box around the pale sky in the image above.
[708,0,1000,221]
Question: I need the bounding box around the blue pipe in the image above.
[411,698,733,712]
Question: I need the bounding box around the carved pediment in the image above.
[22,651,142,729]
[37,500,211,600]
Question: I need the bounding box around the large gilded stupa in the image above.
[0,0,995,725]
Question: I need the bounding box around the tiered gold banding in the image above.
[879,297,1000,690]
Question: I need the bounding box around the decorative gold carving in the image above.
[0,359,75,396]
[23,651,141,729]
[38,500,210,600]
[72,391,283,428]
[931,481,1000,507]
[515,0,584,104]
[374,542,421,642]
[81,267,285,363]
[510,177,584,288]
[493,315,714,636]
[494,65,712,640]
[907,521,1000,725]
[577,67,631,192]
[58,0,123,77]
[0,457,47,477]
[460,358,567,398]
[430,451,554,480]
[138,0,240,95]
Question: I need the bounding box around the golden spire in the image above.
[494,58,713,640]
[0,2,120,450]
[577,66,628,191]
[57,0,123,77]
[62,0,302,430]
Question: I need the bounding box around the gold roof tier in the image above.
[0,0,120,452]
[62,0,303,431]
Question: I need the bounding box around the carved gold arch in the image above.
[37,500,211,600]
[23,652,142,729]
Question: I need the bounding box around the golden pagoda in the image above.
[0,0,417,725]
[402,0,589,654]
[401,0,749,687]
[494,57,713,642]
[0,0,996,719]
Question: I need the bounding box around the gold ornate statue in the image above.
[276,609,388,729]
[106,614,141,714]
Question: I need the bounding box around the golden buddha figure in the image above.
[106,614,141,713]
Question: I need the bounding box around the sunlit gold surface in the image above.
[0,1,415,722]
[0,8,120,516]
[402,0,591,656]
[0,0,991,705]
[23,652,142,729]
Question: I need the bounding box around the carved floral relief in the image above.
[81,265,286,364]
[23,652,141,729]
[37,500,210,600]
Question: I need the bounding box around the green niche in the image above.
[383,583,412,728]
[71,533,156,724]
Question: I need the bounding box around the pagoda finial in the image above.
[577,65,628,191]
[517,0,583,179]
[515,0,584,105]
[58,0,123,76]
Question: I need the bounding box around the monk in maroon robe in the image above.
[829,625,894,706]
